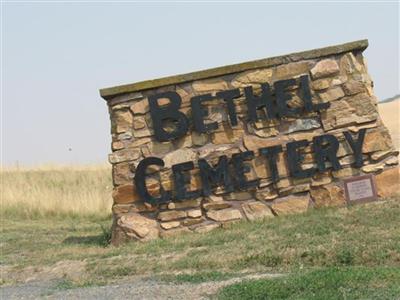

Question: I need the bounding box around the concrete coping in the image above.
[99,39,368,100]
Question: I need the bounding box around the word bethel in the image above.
[135,75,366,204]
[147,75,326,142]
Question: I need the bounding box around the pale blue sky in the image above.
[2,2,399,166]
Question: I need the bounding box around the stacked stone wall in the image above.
[100,40,399,244]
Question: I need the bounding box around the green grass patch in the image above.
[2,199,400,286]
[159,271,236,283]
[217,266,400,300]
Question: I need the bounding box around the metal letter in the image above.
[135,157,171,205]
[172,161,201,201]
[287,140,316,178]
[191,93,218,133]
[198,155,233,196]
[343,129,366,168]
[148,91,189,142]
[313,134,341,171]
[231,151,260,190]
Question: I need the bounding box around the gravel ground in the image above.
[1,273,283,299]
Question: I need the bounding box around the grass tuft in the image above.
[217,267,400,300]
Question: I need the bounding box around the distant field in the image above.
[0,164,112,218]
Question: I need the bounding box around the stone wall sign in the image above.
[100,40,399,245]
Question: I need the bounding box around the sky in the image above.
[2,2,399,166]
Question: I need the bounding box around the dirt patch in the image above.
[1,260,86,285]
[1,272,284,300]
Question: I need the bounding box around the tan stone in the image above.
[251,127,279,138]
[243,135,288,152]
[176,85,193,107]
[194,223,221,233]
[274,61,310,80]
[112,184,140,204]
[224,191,253,201]
[182,217,203,226]
[192,78,228,94]
[375,167,400,198]
[112,141,124,151]
[206,208,242,222]
[339,53,364,75]
[337,140,353,157]
[130,99,149,114]
[362,163,385,173]
[133,117,146,130]
[311,78,331,90]
[112,162,134,186]
[167,198,201,209]
[363,128,393,153]
[192,132,209,146]
[203,201,231,210]
[145,141,174,156]
[311,173,332,186]
[290,183,311,194]
[241,201,274,221]
[160,221,180,230]
[321,94,378,131]
[109,148,141,164]
[158,210,187,221]
[288,130,322,142]
[385,156,399,166]
[342,80,365,95]
[174,133,193,149]
[271,195,310,215]
[339,155,356,166]
[113,110,133,133]
[255,187,278,201]
[331,75,347,86]
[370,150,393,161]
[310,185,345,208]
[160,227,191,238]
[318,87,345,102]
[187,209,202,218]
[163,148,197,168]
[133,127,152,138]
[211,130,243,144]
[112,203,157,215]
[252,153,288,179]
[276,178,291,189]
[231,68,273,87]
[332,167,360,179]
[310,59,340,79]
[117,213,159,241]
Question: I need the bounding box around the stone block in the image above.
[310,184,345,208]
[206,208,243,222]
[242,201,274,221]
[375,167,400,198]
[109,148,141,164]
[271,195,310,215]
[112,184,140,204]
[310,59,340,79]
[117,213,159,241]
[158,210,187,222]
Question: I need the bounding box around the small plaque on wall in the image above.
[343,174,378,204]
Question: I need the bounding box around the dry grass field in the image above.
[379,98,400,150]
[1,164,112,218]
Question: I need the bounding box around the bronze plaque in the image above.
[343,174,378,204]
